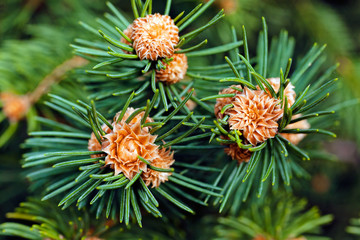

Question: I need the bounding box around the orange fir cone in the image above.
[102,108,158,179]
[203,0,237,14]
[131,14,179,61]
[220,135,251,164]
[265,77,296,107]
[185,98,197,111]
[101,108,175,187]
[88,123,112,158]
[311,173,331,194]
[120,24,133,46]
[228,87,283,146]
[120,24,133,54]
[156,52,188,85]
[214,85,243,119]
[218,0,238,14]
[141,147,175,188]
[180,86,197,111]
[224,143,252,164]
[112,107,153,128]
[184,97,197,111]
[0,92,31,123]
[280,114,310,145]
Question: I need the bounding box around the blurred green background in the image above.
[0,0,359,239]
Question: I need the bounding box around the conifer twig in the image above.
[29,56,88,103]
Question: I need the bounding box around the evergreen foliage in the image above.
[23,93,222,226]
[347,214,360,238]
[0,0,359,239]
[199,20,337,214]
[71,0,242,112]
[0,198,183,240]
[215,195,333,240]
[0,25,89,148]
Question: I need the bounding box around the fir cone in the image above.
[265,77,296,107]
[218,0,238,14]
[131,14,179,61]
[311,173,330,194]
[120,24,133,46]
[203,0,237,14]
[102,108,158,179]
[0,92,31,122]
[214,85,242,119]
[120,24,133,54]
[88,123,112,158]
[185,98,197,111]
[181,86,197,111]
[280,114,310,145]
[220,135,251,164]
[224,143,252,164]
[113,107,153,128]
[228,87,283,146]
[142,147,175,188]
[156,52,188,84]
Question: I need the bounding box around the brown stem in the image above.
[29,56,89,103]
[24,0,43,10]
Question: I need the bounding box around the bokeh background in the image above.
[0,0,359,239]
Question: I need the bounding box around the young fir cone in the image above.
[179,86,196,110]
[228,87,283,146]
[120,24,133,54]
[121,24,133,46]
[219,135,252,163]
[88,107,153,159]
[224,143,252,164]
[0,92,31,122]
[185,98,197,111]
[214,85,243,119]
[261,78,306,144]
[280,114,310,145]
[101,108,157,179]
[156,52,188,84]
[265,77,296,107]
[220,0,237,14]
[203,0,237,14]
[88,123,112,158]
[142,148,175,188]
[267,78,310,145]
[99,108,174,187]
[112,107,153,129]
[125,14,179,61]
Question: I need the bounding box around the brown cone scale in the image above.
[228,87,283,145]
[214,85,243,119]
[156,52,188,84]
[99,108,174,187]
[0,92,31,122]
[131,14,179,61]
